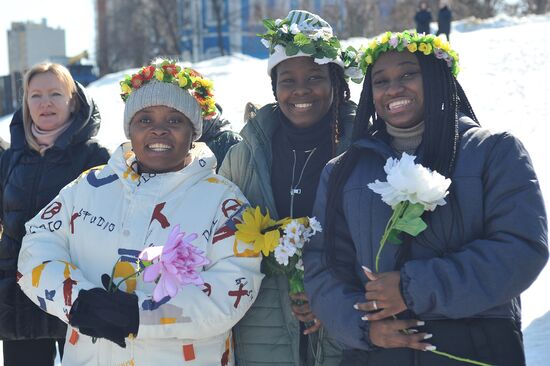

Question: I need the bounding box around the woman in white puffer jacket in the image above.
[17,60,263,365]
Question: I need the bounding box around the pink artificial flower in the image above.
[139,225,209,302]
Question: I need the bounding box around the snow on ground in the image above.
[0,13,549,365]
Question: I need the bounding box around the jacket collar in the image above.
[108,141,216,193]
[353,115,479,160]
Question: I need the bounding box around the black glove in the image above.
[69,274,139,348]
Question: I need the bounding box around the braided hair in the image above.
[271,62,351,156]
[324,52,479,273]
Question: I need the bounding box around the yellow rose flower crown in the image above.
[120,60,216,118]
[360,31,460,77]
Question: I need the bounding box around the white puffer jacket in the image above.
[18,142,263,365]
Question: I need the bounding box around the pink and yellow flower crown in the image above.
[360,31,460,77]
[120,60,216,118]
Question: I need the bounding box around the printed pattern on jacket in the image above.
[18,142,263,365]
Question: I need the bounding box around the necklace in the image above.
[289,147,317,218]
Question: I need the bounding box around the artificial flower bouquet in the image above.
[108,225,209,302]
[235,206,322,294]
[368,153,451,271]
[369,153,493,366]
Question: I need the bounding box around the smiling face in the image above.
[129,106,194,173]
[27,71,74,131]
[371,51,424,129]
[275,57,333,128]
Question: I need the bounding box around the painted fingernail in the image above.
[313,319,318,324]
[353,303,359,310]
[362,265,372,273]
[424,345,437,351]
[424,333,433,340]
[361,315,369,321]
[407,329,419,334]
[417,321,425,326]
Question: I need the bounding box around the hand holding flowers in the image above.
[235,207,321,294]
[366,153,493,365]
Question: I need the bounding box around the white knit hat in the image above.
[262,10,344,75]
[123,80,202,141]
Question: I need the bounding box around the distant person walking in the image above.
[437,4,453,40]
[414,1,433,35]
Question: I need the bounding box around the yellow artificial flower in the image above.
[236,207,280,256]
[365,54,373,65]
[121,83,132,94]
[178,76,188,88]
[155,69,164,81]
[380,33,390,44]
[422,43,433,55]
[369,39,378,49]
[433,37,443,49]
[440,41,451,52]
[407,43,418,53]
[199,78,213,89]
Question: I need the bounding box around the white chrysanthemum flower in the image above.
[310,29,323,40]
[260,39,271,49]
[289,23,300,35]
[319,27,333,40]
[345,67,364,80]
[284,220,301,237]
[368,153,451,211]
[275,18,283,26]
[280,24,289,34]
[308,217,322,235]
[274,242,297,266]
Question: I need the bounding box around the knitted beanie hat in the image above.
[261,10,344,75]
[120,60,217,141]
[123,81,202,140]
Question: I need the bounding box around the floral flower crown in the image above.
[359,31,460,77]
[120,60,216,118]
[259,17,364,82]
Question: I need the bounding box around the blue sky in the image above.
[1,0,95,75]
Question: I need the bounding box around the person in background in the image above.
[220,9,361,366]
[17,59,263,365]
[414,1,433,35]
[437,3,453,40]
[198,103,242,171]
[0,62,110,366]
[303,30,548,365]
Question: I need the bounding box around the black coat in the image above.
[414,9,433,34]
[0,82,110,340]
[437,6,452,36]
[197,108,241,172]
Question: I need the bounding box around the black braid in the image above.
[324,52,480,273]
[270,61,351,157]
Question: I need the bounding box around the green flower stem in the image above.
[375,201,408,272]
[430,350,493,366]
[373,203,491,366]
[288,270,305,295]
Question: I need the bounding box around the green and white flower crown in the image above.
[120,59,216,118]
[359,31,460,77]
[259,16,364,82]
